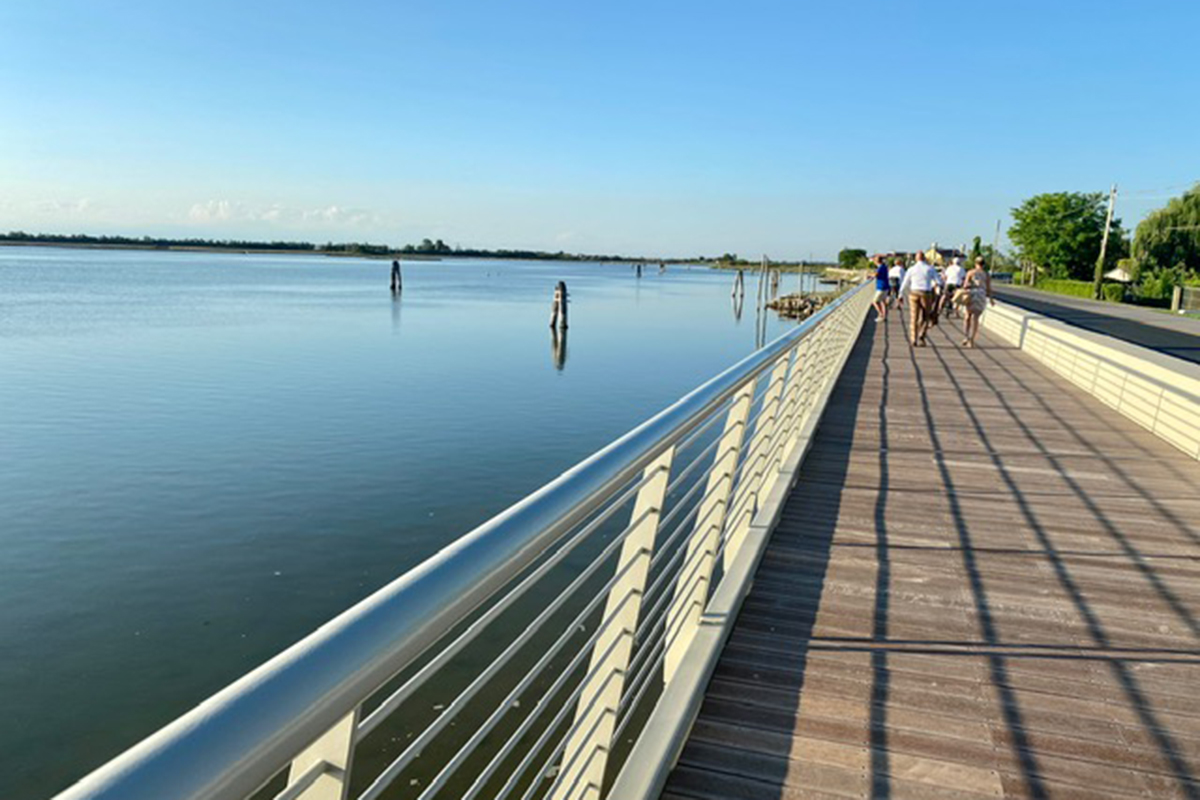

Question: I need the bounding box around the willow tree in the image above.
[1133,184,1200,278]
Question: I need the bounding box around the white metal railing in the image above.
[982,299,1200,461]
[52,281,871,800]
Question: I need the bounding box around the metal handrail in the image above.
[54,282,867,800]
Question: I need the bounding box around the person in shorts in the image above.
[872,255,890,321]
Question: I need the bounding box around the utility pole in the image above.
[990,219,1001,274]
[1093,184,1117,300]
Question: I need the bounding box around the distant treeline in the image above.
[2,231,318,251]
[396,237,659,262]
[1,231,718,263]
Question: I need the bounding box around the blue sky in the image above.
[2,0,1197,259]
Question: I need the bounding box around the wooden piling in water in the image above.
[550,326,567,370]
[549,281,569,329]
[390,260,402,294]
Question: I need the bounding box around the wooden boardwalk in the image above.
[662,312,1200,799]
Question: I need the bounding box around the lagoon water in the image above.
[0,246,817,798]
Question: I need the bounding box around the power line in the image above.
[1121,181,1198,197]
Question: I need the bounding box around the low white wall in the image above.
[982,301,1200,461]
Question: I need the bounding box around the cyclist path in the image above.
[994,286,1200,365]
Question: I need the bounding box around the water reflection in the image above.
[732,293,744,322]
[391,293,402,333]
[550,326,568,371]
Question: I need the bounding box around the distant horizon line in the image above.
[0,230,839,265]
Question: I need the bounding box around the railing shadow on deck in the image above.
[970,340,1200,544]
[918,323,1200,799]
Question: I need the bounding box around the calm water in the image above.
[0,246,816,798]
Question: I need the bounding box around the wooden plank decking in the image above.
[662,312,1200,799]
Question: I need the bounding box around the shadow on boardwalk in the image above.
[662,311,1200,800]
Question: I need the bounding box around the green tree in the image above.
[1009,192,1126,280]
[838,248,867,270]
[979,244,1015,272]
[1133,184,1200,280]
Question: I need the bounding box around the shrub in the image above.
[1137,269,1180,301]
[1031,279,1095,298]
[1102,283,1126,303]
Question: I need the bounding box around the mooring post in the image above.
[550,326,567,370]
[390,260,402,294]
[549,281,568,330]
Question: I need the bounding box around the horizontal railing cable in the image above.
[356,501,661,800]
[416,429,749,799]
[271,762,328,800]
[453,434,754,800]
[508,441,769,800]
[356,466,660,737]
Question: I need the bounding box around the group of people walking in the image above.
[872,253,994,348]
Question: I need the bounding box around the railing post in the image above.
[663,378,754,683]
[551,447,674,800]
[794,320,831,430]
[765,342,808,476]
[722,355,791,570]
[283,709,358,800]
[754,346,803,502]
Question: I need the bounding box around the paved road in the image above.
[995,285,1200,364]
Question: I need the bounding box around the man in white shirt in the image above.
[941,257,967,319]
[898,251,943,346]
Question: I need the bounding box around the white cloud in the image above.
[300,205,377,225]
[188,200,236,222]
[28,198,94,214]
[187,200,383,229]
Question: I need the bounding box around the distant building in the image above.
[923,243,966,267]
